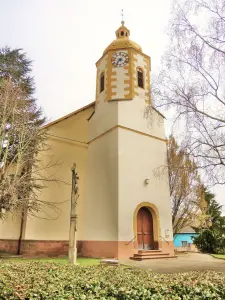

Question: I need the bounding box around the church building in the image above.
[0,22,174,260]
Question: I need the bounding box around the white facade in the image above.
[82,22,174,258]
[0,22,174,259]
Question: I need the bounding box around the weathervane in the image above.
[121,9,124,25]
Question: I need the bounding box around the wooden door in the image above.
[137,207,154,249]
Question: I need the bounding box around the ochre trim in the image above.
[97,48,151,103]
[118,125,167,142]
[106,51,113,102]
[131,50,138,97]
[96,48,150,67]
[88,125,167,144]
[43,102,95,128]
[125,49,133,99]
[48,134,88,148]
[144,56,151,104]
[108,98,133,102]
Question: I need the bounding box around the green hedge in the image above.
[0,261,224,299]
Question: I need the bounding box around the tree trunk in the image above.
[68,163,78,264]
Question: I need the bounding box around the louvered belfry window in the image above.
[100,72,104,93]
[137,68,144,88]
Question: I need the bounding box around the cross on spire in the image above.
[121,9,124,25]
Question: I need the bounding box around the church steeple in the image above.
[115,21,130,39]
[85,19,174,260]
[95,22,150,104]
[103,22,142,55]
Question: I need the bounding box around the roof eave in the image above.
[43,101,95,129]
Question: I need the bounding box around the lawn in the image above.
[2,256,100,265]
[0,260,224,299]
[211,254,225,260]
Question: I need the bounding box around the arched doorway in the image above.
[137,207,154,250]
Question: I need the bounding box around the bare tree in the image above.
[153,0,225,184]
[168,136,202,233]
[153,136,202,233]
[0,78,61,218]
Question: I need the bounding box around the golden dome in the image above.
[103,21,142,54]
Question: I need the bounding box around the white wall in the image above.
[0,213,21,239]
[118,128,173,242]
[82,129,119,241]
[24,106,94,241]
[89,100,118,141]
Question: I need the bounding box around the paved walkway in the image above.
[121,253,225,273]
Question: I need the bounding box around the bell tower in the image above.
[82,22,174,260]
[95,21,151,105]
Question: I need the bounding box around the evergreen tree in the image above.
[0,46,45,126]
[0,47,34,95]
[0,47,48,216]
[193,190,225,254]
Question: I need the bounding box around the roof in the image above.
[179,226,196,234]
[103,22,142,55]
[152,107,166,119]
[104,38,142,55]
[43,101,95,128]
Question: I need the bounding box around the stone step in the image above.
[100,259,119,266]
[134,252,170,257]
[130,255,177,261]
[138,250,162,253]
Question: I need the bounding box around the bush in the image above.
[0,261,224,299]
[193,228,225,254]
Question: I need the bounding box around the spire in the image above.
[116,11,130,39]
[103,15,142,54]
[121,9,124,25]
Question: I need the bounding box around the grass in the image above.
[211,254,225,260]
[2,256,100,265]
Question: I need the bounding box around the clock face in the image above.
[111,52,129,67]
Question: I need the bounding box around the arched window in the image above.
[137,67,144,88]
[100,72,104,93]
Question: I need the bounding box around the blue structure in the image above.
[174,232,198,247]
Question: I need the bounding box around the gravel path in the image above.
[121,252,225,273]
